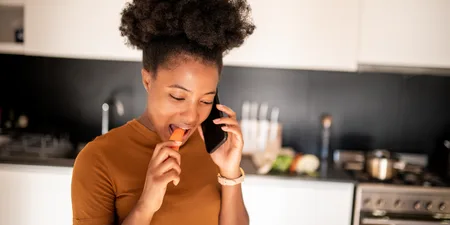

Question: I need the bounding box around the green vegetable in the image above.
[271,155,293,172]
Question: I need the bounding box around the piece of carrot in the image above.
[169,128,184,151]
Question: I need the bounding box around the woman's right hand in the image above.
[138,140,182,214]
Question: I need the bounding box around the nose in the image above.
[181,103,199,127]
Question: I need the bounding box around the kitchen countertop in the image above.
[0,154,356,183]
[0,155,75,167]
[239,155,356,183]
[252,166,357,183]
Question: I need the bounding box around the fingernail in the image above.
[174,141,182,145]
[216,104,222,108]
[213,118,220,123]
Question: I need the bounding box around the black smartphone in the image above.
[201,93,228,154]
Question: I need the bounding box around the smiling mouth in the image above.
[169,124,191,138]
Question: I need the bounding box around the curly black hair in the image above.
[119,0,255,75]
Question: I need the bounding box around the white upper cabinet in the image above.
[223,0,360,72]
[24,0,141,61]
[18,0,450,71]
[358,0,450,69]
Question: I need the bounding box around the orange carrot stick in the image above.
[169,128,184,151]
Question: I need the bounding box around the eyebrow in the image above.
[168,84,216,95]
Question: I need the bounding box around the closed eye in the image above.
[170,94,185,101]
[202,101,213,105]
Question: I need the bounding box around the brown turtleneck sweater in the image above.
[71,119,221,225]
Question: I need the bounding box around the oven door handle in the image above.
[362,218,450,225]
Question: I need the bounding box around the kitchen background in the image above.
[1,53,449,156]
[2,1,450,225]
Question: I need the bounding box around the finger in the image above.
[155,158,181,176]
[152,147,181,166]
[221,125,244,146]
[159,169,181,186]
[217,104,236,118]
[213,117,240,126]
[153,141,182,158]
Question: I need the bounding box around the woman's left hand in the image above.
[208,104,244,179]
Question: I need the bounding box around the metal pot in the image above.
[366,149,405,180]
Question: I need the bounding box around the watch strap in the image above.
[218,167,245,186]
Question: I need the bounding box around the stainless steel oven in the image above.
[353,184,450,225]
[359,212,450,225]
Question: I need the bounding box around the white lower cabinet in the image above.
[0,164,73,225]
[0,164,355,225]
[242,175,355,225]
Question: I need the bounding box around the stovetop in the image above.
[347,170,450,188]
[353,171,450,217]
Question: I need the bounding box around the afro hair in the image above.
[119,0,255,73]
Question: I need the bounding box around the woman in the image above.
[71,0,255,224]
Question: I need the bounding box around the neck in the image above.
[137,111,155,132]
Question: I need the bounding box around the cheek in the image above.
[198,105,213,123]
[147,91,179,122]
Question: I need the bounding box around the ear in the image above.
[141,68,153,92]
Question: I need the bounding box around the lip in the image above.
[169,124,192,142]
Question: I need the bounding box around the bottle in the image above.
[320,114,332,161]
[12,19,24,43]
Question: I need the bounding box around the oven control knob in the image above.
[414,201,421,210]
[363,198,371,206]
[394,199,402,208]
[439,203,446,211]
[376,199,385,207]
[426,202,433,211]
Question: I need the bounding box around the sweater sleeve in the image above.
[71,142,116,225]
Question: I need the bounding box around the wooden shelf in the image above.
[0,42,24,54]
[0,0,24,7]
[0,3,23,55]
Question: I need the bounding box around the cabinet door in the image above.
[24,0,141,61]
[0,164,73,225]
[242,176,354,225]
[358,0,450,69]
[223,0,359,72]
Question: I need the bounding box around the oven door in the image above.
[359,212,450,225]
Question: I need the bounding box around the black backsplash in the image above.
[1,54,450,155]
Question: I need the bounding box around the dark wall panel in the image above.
[1,54,449,155]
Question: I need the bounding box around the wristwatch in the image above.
[217,167,245,186]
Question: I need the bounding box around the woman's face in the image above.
[142,57,219,143]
